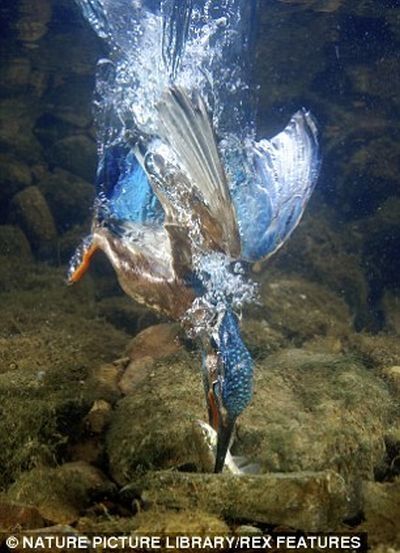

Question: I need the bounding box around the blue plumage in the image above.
[97,144,164,225]
[229,109,320,262]
[71,0,321,473]
[218,310,253,419]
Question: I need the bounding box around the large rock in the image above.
[0,225,32,258]
[106,350,205,483]
[0,155,32,201]
[49,135,96,182]
[37,168,94,232]
[129,470,347,532]
[236,348,392,507]
[10,186,57,252]
[7,462,114,525]
[361,480,400,548]
[257,273,352,345]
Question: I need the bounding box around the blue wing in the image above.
[96,144,164,226]
[232,109,320,262]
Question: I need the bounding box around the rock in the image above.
[57,224,91,264]
[270,212,369,328]
[10,186,57,252]
[0,155,32,201]
[133,508,229,535]
[45,76,94,128]
[7,462,115,525]
[383,366,400,395]
[236,348,392,510]
[125,323,182,361]
[37,168,94,232]
[350,334,400,369]
[118,323,183,395]
[106,350,204,484]
[49,135,97,182]
[361,480,400,548]
[85,400,112,434]
[234,525,263,536]
[0,225,32,258]
[257,274,352,345]
[35,24,101,77]
[130,470,347,532]
[119,356,156,395]
[34,114,84,150]
[0,124,43,165]
[241,318,287,359]
[69,438,104,465]
[85,363,122,404]
[14,0,52,43]
[0,57,32,90]
[0,500,44,531]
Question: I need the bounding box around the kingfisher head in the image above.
[208,309,253,473]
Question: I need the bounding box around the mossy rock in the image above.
[360,479,400,548]
[106,350,205,484]
[49,135,96,183]
[257,273,352,345]
[237,349,393,495]
[37,168,94,232]
[7,462,114,525]
[0,225,32,258]
[0,257,128,488]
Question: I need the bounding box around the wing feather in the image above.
[156,86,240,258]
[236,109,320,262]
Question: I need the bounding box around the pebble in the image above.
[85,399,112,434]
[10,186,57,252]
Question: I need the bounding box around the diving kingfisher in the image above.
[68,84,319,473]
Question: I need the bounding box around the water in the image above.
[72,0,320,342]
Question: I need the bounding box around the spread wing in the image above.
[235,109,320,262]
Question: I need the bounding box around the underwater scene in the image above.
[0,0,400,551]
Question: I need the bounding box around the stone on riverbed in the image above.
[361,479,400,549]
[128,469,347,532]
[10,186,57,253]
[7,462,115,525]
[237,348,392,513]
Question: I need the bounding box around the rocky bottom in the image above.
[0,255,399,552]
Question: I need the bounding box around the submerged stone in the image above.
[0,500,44,531]
[10,186,57,253]
[106,351,205,483]
[7,462,115,525]
[49,135,96,182]
[0,225,32,258]
[361,479,400,548]
[130,470,347,532]
[0,155,32,201]
[236,348,393,513]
